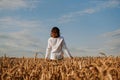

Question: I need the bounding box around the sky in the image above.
[0,0,120,57]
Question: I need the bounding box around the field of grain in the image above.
[0,56,120,80]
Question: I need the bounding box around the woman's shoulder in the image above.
[48,37,53,41]
[57,36,64,41]
[48,36,64,42]
[49,36,64,39]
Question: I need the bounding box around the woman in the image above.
[45,27,72,60]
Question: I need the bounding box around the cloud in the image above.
[0,17,47,57]
[100,29,120,56]
[69,47,100,57]
[103,29,120,38]
[69,28,120,57]
[100,0,120,8]
[0,17,44,30]
[58,8,96,23]
[0,0,40,10]
[58,0,120,24]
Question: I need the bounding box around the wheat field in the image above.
[0,56,120,80]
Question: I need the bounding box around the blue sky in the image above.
[0,0,120,57]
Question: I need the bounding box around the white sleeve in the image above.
[62,39,72,58]
[45,39,51,59]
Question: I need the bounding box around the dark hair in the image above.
[51,27,60,38]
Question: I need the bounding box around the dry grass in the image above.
[0,56,120,80]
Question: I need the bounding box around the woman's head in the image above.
[51,27,60,38]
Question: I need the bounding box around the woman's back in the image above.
[48,37,64,59]
[45,27,72,60]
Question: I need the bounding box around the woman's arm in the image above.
[62,39,72,58]
[45,39,51,59]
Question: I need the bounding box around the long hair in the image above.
[51,27,60,38]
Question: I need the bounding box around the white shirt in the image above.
[45,36,72,60]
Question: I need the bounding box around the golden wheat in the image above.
[0,56,120,80]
